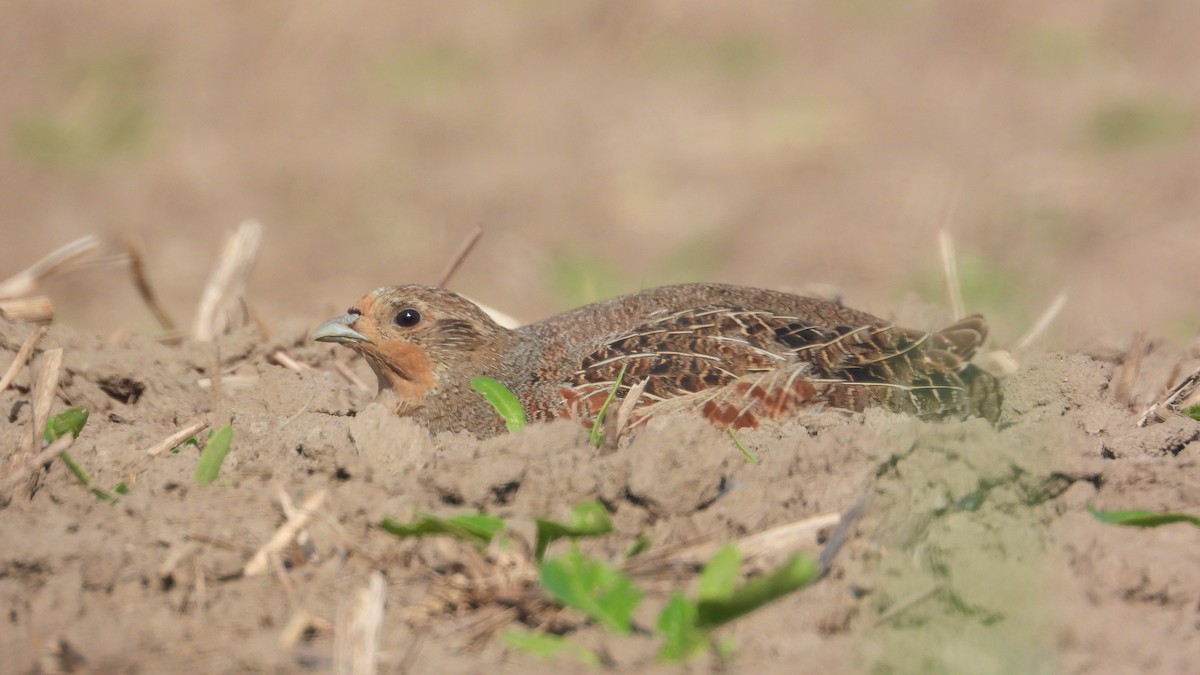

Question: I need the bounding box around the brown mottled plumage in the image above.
[310,283,1002,437]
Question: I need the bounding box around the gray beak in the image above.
[310,314,368,344]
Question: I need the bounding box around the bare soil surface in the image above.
[2,316,1198,674]
[3,1,1200,673]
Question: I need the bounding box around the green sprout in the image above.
[1088,98,1195,151]
[589,363,628,447]
[727,426,759,463]
[193,425,233,485]
[623,535,651,560]
[534,500,614,562]
[44,407,89,443]
[369,501,824,662]
[43,407,115,502]
[501,629,601,667]
[1088,504,1200,529]
[380,512,506,549]
[470,376,526,432]
[540,546,643,634]
[657,544,819,661]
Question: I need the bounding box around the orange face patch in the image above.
[342,292,437,403]
[372,338,436,400]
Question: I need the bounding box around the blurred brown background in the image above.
[3,1,1198,347]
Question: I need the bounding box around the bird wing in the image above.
[559,306,997,427]
[563,306,787,411]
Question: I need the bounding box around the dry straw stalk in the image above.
[193,220,263,341]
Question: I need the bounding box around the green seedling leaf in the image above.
[696,554,819,629]
[88,487,116,502]
[1088,98,1195,151]
[57,450,91,487]
[113,482,130,495]
[589,363,628,447]
[540,546,643,633]
[470,376,526,432]
[58,450,115,503]
[193,425,233,485]
[171,436,199,454]
[44,407,89,443]
[658,547,819,661]
[714,635,739,660]
[1183,404,1200,422]
[727,426,759,463]
[42,409,111,501]
[534,500,614,562]
[380,513,506,548]
[1087,504,1200,529]
[501,629,601,666]
[623,534,651,560]
[42,410,112,502]
[697,544,742,601]
[656,593,706,661]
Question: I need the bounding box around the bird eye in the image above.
[394,308,421,328]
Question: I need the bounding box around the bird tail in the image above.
[804,314,1001,423]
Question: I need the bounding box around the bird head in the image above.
[310,285,512,407]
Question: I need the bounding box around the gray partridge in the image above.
[310,283,1001,437]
